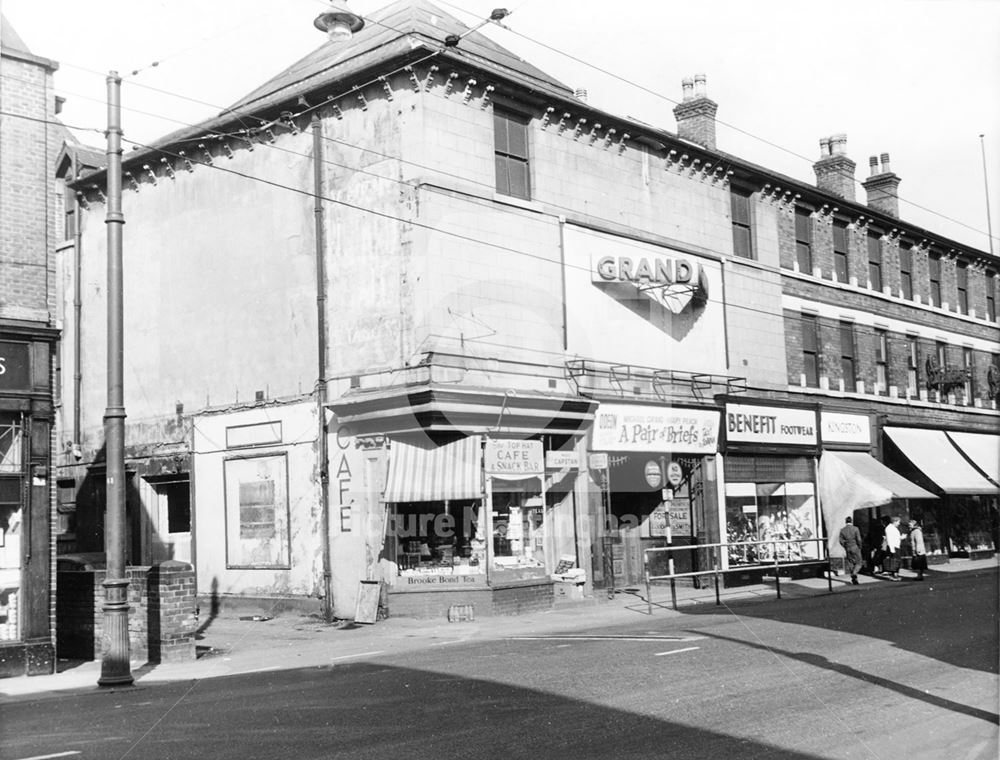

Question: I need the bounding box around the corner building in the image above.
[58,1,998,621]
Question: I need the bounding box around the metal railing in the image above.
[642,538,833,614]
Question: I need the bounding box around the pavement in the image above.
[2,556,996,702]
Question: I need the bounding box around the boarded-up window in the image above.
[225,454,289,568]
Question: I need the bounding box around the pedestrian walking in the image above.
[883,515,903,581]
[838,516,864,585]
[909,518,928,581]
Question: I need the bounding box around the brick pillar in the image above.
[812,208,834,279]
[847,220,868,288]
[940,254,958,313]
[968,263,987,320]
[883,234,901,297]
[911,243,930,305]
[777,204,796,270]
[147,561,196,663]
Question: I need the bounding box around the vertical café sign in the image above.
[0,341,30,391]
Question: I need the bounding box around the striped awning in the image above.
[383,436,482,502]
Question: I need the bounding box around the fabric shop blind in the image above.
[382,436,483,502]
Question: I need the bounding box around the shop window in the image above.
[929,255,942,307]
[794,207,812,273]
[801,313,819,387]
[832,221,849,283]
[867,232,882,291]
[491,479,548,582]
[899,247,913,300]
[390,500,486,580]
[840,321,856,391]
[0,475,22,641]
[875,330,889,395]
[494,108,530,200]
[0,415,24,474]
[724,456,818,568]
[956,262,969,315]
[730,187,754,259]
[906,336,919,395]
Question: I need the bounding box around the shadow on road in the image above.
[699,630,1000,726]
[5,663,832,760]
[671,567,999,675]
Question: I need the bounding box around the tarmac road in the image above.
[2,567,997,760]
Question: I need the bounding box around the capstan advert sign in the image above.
[591,404,720,454]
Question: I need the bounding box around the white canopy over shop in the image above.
[884,427,998,495]
[819,451,934,557]
[382,436,483,502]
[946,432,1000,486]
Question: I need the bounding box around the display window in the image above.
[388,499,487,579]
[490,480,549,582]
[0,413,24,642]
[724,455,819,567]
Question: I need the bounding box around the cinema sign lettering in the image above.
[592,253,709,308]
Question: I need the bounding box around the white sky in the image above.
[4,0,999,252]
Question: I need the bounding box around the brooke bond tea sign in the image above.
[592,404,720,453]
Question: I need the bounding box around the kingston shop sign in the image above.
[591,404,720,454]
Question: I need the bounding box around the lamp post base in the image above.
[98,577,134,687]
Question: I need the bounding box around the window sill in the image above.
[492,192,544,214]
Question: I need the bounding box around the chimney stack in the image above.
[813,133,856,201]
[673,74,718,150]
[862,152,901,217]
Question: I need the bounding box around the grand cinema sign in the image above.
[592,253,709,309]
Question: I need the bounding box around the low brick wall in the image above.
[387,580,555,620]
[56,561,196,663]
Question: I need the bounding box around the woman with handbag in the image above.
[909,518,928,581]
[883,516,903,581]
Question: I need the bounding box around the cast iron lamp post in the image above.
[98,71,132,686]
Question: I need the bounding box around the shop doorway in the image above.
[147,477,191,563]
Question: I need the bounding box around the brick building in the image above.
[0,14,64,676]
[55,0,998,621]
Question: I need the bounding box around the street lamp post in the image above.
[98,70,133,687]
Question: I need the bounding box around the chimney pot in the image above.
[694,73,707,98]
[862,152,901,217]
[574,88,588,102]
[681,78,694,102]
[880,152,891,173]
[831,134,848,155]
[869,156,879,176]
[819,137,832,157]
[814,133,856,201]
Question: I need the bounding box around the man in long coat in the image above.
[839,516,864,585]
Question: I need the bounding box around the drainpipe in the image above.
[73,152,83,448]
[312,116,334,623]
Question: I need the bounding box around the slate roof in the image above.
[116,0,572,162]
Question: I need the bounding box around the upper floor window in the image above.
[833,222,849,283]
[867,233,883,292]
[494,108,530,200]
[795,207,812,274]
[987,271,997,322]
[963,347,974,404]
[956,262,969,315]
[731,188,753,259]
[876,330,889,395]
[899,247,913,300]
[801,313,819,387]
[840,321,856,391]
[906,336,919,394]
[929,255,942,307]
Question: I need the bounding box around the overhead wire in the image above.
[3,97,993,345]
[434,0,1000,247]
